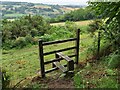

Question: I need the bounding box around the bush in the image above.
[32,37,39,44]
[14,37,27,48]
[2,68,11,89]
[108,55,120,69]
[2,15,51,49]
[40,34,53,42]
[2,40,15,49]
[25,35,33,44]
[30,28,38,37]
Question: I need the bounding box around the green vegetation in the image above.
[49,7,95,23]
[2,32,93,88]
[73,1,120,88]
[74,66,118,88]
[1,1,83,19]
[2,15,50,49]
[2,1,120,89]
[2,16,83,49]
[2,68,11,89]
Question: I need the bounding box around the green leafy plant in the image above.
[97,77,118,88]
[74,72,85,88]
[14,37,27,48]
[105,69,117,76]
[2,68,11,89]
[108,55,120,69]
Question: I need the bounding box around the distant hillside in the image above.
[1,1,86,19]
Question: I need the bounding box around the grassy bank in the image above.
[50,20,93,26]
[2,32,93,87]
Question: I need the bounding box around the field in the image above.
[2,1,83,19]
[2,1,120,88]
[50,20,93,26]
[50,20,93,33]
[4,14,26,18]
[2,20,94,87]
[2,18,119,88]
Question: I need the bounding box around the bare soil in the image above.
[31,74,74,88]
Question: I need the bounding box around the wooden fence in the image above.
[38,29,80,78]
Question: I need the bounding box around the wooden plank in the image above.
[53,62,67,73]
[45,64,67,74]
[56,52,73,62]
[45,67,58,74]
[43,46,76,56]
[44,54,76,64]
[56,52,74,71]
[43,38,76,46]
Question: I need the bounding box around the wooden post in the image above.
[39,39,45,78]
[76,29,80,64]
[52,53,59,68]
[97,31,101,60]
[67,60,74,71]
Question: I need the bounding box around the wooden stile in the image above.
[38,29,80,78]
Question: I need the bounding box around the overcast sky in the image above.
[1,0,89,5]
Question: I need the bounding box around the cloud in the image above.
[1,0,89,5]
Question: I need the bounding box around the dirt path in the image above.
[31,74,74,88]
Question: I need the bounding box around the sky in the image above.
[1,0,89,5]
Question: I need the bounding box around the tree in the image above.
[89,1,120,50]
[2,15,51,49]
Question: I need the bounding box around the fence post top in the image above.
[78,29,81,32]
[39,39,43,42]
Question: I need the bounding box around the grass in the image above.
[4,14,26,17]
[2,33,94,87]
[74,58,119,88]
[2,46,39,82]
[50,20,93,26]
[2,29,118,88]
[2,20,96,88]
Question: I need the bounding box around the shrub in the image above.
[25,35,33,44]
[2,68,11,89]
[32,37,39,44]
[14,37,27,48]
[108,55,120,69]
[30,28,38,37]
[2,15,51,49]
[40,34,53,42]
[2,40,15,49]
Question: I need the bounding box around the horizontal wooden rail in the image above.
[53,62,67,73]
[45,64,67,74]
[56,52,74,71]
[44,54,76,64]
[43,46,76,56]
[42,38,76,46]
[56,52,73,62]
